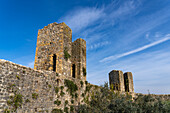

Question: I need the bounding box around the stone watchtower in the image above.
[34,22,86,80]
[109,70,125,92]
[109,70,134,92]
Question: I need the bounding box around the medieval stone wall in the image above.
[0,59,95,113]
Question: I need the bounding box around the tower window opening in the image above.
[53,54,56,72]
[72,64,76,78]
[124,75,129,92]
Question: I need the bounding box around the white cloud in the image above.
[100,34,170,62]
[89,50,170,94]
[60,7,105,33]
[87,41,110,50]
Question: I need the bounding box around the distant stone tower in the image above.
[34,22,86,80]
[109,70,125,92]
[124,72,134,92]
[109,70,134,92]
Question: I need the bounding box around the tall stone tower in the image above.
[34,22,86,80]
[34,22,72,76]
[72,38,86,80]
[109,70,125,92]
[124,72,134,92]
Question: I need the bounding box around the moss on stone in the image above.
[64,47,71,61]
[54,99,61,106]
[32,93,38,99]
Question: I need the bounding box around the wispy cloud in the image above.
[87,41,110,50]
[100,34,170,62]
[90,49,170,94]
[60,7,105,33]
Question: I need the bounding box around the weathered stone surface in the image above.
[34,22,86,82]
[72,38,86,80]
[0,59,94,113]
[0,22,137,113]
[109,70,125,92]
[124,72,134,92]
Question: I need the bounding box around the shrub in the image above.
[75,93,78,99]
[71,99,74,104]
[85,81,88,85]
[64,79,78,96]
[56,73,58,76]
[80,81,83,87]
[60,86,64,90]
[54,99,61,106]
[51,108,63,113]
[55,87,59,94]
[64,107,69,113]
[60,91,65,97]
[48,85,52,88]
[64,47,71,61]
[32,93,38,99]
[82,67,86,76]
[3,109,10,113]
[76,82,170,113]
[25,99,30,103]
[7,93,23,111]
[81,93,85,97]
[65,100,68,105]
[85,85,92,93]
[70,106,74,112]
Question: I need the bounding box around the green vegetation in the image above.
[85,81,88,85]
[6,93,23,111]
[85,84,92,93]
[32,93,38,99]
[64,79,78,97]
[60,91,65,97]
[54,99,61,106]
[23,70,26,73]
[76,82,170,113]
[80,81,83,87]
[55,87,59,94]
[16,75,20,80]
[3,109,10,113]
[60,86,64,90]
[56,73,58,76]
[48,85,52,88]
[64,47,71,61]
[65,100,68,105]
[71,99,74,104]
[70,106,74,112]
[82,67,86,76]
[25,99,30,103]
[75,93,78,99]
[81,93,85,97]
[64,107,69,113]
[51,108,63,113]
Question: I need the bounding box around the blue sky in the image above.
[0,0,170,94]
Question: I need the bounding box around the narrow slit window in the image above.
[124,74,129,92]
[72,64,76,78]
[53,54,56,72]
